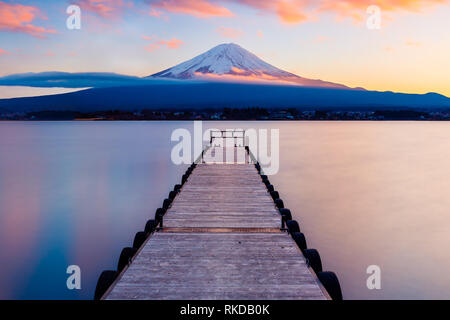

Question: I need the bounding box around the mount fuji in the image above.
[0,44,350,89]
[149,43,351,89]
[1,43,450,113]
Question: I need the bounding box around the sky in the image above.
[0,0,449,97]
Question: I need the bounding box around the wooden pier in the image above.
[101,146,331,300]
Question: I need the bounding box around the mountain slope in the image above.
[1,43,449,113]
[150,43,350,89]
[1,82,449,113]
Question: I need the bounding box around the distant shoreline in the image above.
[1,108,450,121]
[1,119,449,122]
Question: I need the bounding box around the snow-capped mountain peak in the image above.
[150,43,349,89]
[152,43,292,78]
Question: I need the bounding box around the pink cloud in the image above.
[148,7,168,18]
[193,70,302,85]
[405,38,421,47]
[75,0,132,19]
[312,35,329,43]
[320,0,447,12]
[149,0,307,23]
[145,42,160,52]
[162,38,184,48]
[216,26,243,38]
[150,0,233,18]
[0,48,8,56]
[318,0,448,22]
[276,0,308,23]
[240,0,448,23]
[0,1,56,38]
[143,36,184,52]
[147,0,449,24]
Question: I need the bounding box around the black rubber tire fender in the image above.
[303,249,323,273]
[168,190,177,200]
[162,198,172,210]
[317,271,343,301]
[94,270,117,300]
[117,247,137,272]
[286,219,300,233]
[279,208,292,220]
[270,191,280,200]
[274,198,284,209]
[154,208,165,222]
[291,232,307,251]
[145,219,158,233]
[133,231,148,249]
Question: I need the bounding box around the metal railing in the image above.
[209,129,246,147]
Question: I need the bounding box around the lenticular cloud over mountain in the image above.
[150,43,350,89]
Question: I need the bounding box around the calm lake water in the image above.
[1,121,450,299]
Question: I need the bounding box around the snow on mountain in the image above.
[150,43,350,89]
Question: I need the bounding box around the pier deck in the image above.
[104,147,329,300]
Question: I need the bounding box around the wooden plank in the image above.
[202,147,249,164]
[162,227,282,233]
[104,146,329,300]
[106,233,327,300]
[163,153,280,229]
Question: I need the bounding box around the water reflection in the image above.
[1,121,450,299]
[0,122,188,299]
[204,121,450,299]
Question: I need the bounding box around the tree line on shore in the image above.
[1,107,449,121]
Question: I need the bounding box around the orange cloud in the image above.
[147,0,448,24]
[144,37,184,52]
[216,26,243,38]
[0,1,56,38]
[193,70,304,86]
[319,0,448,22]
[148,7,166,17]
[75,0,132,19]
[194,71,280,83]
[222,0,309,24]
[162,38,184,48]
[276,0,308,23]
[147,0,306,24]
[230,67,248,74]
[151,0,233,18]
[405,38,421,47]
[243,0,448,23]
[312,35,329,43]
